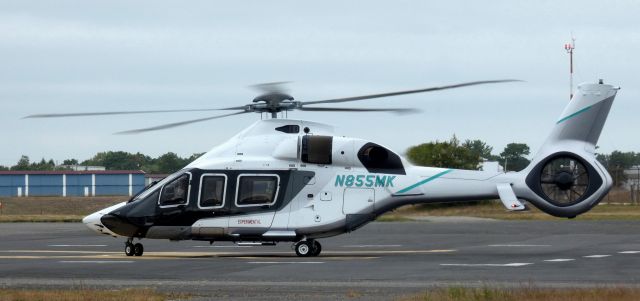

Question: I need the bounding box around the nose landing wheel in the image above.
[124,239,144,257]
[294,240,322,257]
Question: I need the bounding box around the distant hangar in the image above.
[0,170,145,197]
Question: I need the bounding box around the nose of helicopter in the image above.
[82,210,113,235]
[99,213,140,237]
[82,202,128,237]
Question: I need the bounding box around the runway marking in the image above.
[441,263,533,267]
[583,255,611,258]
[488,244,551,247]
[59,260,134,264]
[248,261,323,264]
[48,244,108,247]
[619,251,640,254]
[544,258,575,262]
[342,244,403,248]
[237,256,378,260]
[1,250,120,254]
[193,245,253,248]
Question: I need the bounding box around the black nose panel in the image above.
[101,214,140,237]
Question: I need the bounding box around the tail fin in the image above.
[540,81,618,153]
[514,81,619,217]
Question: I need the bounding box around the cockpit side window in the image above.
[198,174,227,209]
[301,135,332,164]
[235,174,279,207]
[159,173,190,207]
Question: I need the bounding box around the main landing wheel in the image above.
[294,240,322,257]
[310,240,322,257]
[133,243,144,256]
[125,240,144,257]
[124,242,135,256]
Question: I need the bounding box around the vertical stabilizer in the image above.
[513,81,619,218]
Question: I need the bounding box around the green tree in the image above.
[62,159,79,165]
[596,151,640,186]
[499,143,530,172]
[28,158,55,171]
[155,152,188,173]
[406,135,481,170]
[462,139,498,161]
[82,151,151,170]
[11,155,31,170]
[187,152,205,163]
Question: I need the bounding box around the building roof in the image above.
[0,170,145,175]
[145,174,170,178]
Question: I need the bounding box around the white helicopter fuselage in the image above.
[83,82,618,256]
[188,118,505,239]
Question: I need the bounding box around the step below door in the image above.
[342,188,375,215]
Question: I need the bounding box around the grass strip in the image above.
[0,288,182,301]
[397,286,640,301]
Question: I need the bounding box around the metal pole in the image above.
[564,37,575,100]
[633,165,640,205]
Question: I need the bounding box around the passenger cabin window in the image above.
[301,135,332,164]
[159,174,190,207]
[199,175,226,209]
[236,175,279,207]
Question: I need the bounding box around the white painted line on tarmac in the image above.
[248,261,324,264]
[48,245,108,247]
[59,261,134,264]
[544,258,575,262]
[619,251,640,254]
[193,245,253,248]
[342,244,403,248]
[488,244,551,247]
[583,255,611,258]
[440,263,533,267]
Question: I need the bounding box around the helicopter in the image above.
[26,79,618,257]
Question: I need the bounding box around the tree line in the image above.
[406,135,531,172]
[0,151,204,174]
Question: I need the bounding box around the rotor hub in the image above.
[553,171,574,190]
[253,92,294,106]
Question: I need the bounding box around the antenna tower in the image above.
[564,37,576,100]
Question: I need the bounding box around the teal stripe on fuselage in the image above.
[396,169,453,194]
[556,105,593,124]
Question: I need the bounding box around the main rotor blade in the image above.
[24,108,239,118]
[301,79,522,105]
[114,111,249,135]
[297,107,420,114]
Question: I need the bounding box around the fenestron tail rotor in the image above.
[24,79,522,134]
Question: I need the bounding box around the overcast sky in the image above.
[0,1,638,166]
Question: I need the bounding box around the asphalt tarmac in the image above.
[0,219,639,300]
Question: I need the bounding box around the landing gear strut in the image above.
[124,238,144,257]
[294,240,322,257]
